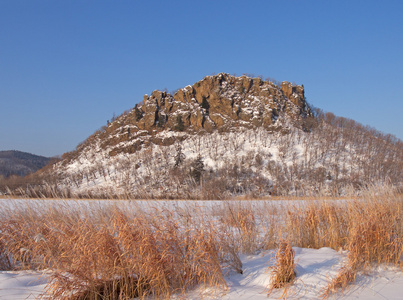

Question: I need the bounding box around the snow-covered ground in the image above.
[0,248,402,299]
[195,247,403,300]
[0,270,48,299]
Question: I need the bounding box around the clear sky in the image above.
[1,0,402,157]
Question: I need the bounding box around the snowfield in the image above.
[0,270,48,299]
[0,248,402,299]
[0,198,402,299]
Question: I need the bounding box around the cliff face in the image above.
[72,73,311,158]
[137,73,308,132]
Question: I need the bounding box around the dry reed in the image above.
[322,190,403,298]
[267,240,296,294]
[0,202,227,299]
[0,185,401,299]
[219,202,258,254]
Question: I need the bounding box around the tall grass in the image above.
[0,202,227,299]
[321,190,403,297]
[267,240,296,293]
[0,185,401,298]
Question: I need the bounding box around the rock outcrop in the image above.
[67,73,312,158]
[135,73,309,132]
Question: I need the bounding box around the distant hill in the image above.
[0,150,51,177]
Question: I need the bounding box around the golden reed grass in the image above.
[0,185,401,299]
[322,191,403,298]
[267,239,296,295]
[0,202,227,299]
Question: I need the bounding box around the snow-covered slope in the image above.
[32,74,402,199]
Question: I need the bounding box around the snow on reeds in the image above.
[0,185,401,299]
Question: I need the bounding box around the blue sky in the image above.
[1,0,402,157]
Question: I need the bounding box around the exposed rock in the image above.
[281,81,294,98]
[281,81,305,110]
[79,73,311,156]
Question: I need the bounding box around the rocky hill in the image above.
[7,74,403,199]
[62,73,312,160]
[0,150,51,178]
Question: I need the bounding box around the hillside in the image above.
[5,74,403,198]
[0,150,51,178]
